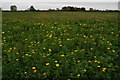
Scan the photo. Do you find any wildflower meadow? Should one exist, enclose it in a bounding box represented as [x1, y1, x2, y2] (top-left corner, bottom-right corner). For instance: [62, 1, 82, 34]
[2, 12, 119, 79]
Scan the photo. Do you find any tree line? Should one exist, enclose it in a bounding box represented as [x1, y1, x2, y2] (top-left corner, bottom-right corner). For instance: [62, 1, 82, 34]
[2, 5, 119, 12]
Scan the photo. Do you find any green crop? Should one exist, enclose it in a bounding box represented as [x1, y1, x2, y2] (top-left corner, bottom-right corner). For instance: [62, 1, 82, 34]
[2, 12, 119, 79]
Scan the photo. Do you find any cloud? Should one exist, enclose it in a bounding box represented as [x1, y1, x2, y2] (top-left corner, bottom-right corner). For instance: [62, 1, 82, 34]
[2, 0, 120, 2]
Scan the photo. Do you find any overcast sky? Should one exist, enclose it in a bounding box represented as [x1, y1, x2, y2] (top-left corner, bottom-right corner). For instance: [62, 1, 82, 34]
[1, 0, 120, 10]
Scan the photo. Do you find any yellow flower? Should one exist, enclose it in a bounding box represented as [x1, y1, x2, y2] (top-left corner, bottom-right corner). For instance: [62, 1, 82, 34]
[61, 55, 64, 57]
[16, 59, 19, 61]
[29, 46, 31, 47]
[90, 35, 93, 37]
[32, 52, 35, 53]
[8, 50, 11, 52]
[59, 45, 62, 46]
[66, 61, 68, 62]
[55, 61, 58, 63]
[103, 68, 106, 70]
[95, 60, 98, 62]
[43, 47, 46, 49]
[49, 49, 52, 52]
[29, 55, 32, 57]
[77, 74, 80, 77]
[24, 72, 27, 74]
[107, 48, 110, 49]
[16, 52, 19, 54]
[97, 65, 100, 67]
[67, 38, 70, 40]
[111, 32, 114, 34]
[88, 61, 91, 63]
[4, 50, 6, 52]
[26, 54, 29, 56]
[71, 52, 74, 54]
[109, 43, 112, 46]
[2, 32, 5, 34]
[32, 50, 34, 51]
[94, 56, 96, 58]
[13, 47, 16, 49]
[43, 72, 46, 75]
[49, 34, 52, 38]
[73, 58, 75, 59]
[112, 50, 115, 52]
[91, 48, 93, 50]
[84, 69, 87, 72]
[34, 70, 37, 72]
[56, 64, 59, 67]
[32, 67, 36, 69]
[46, 63, 49, 65]
[47, 54, 50, 56]
[77, 60, 80, 63]
[52, 43, 55, 45]
[102, 68, 106, 72]
[98, 61, 100, 64]
[25, 39, 28, 40]
[9, 48, 12, 50]
[74, 50, 78, 52]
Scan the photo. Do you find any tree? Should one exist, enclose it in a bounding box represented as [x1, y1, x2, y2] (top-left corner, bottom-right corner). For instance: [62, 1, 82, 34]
[56, 8, 60, 11]
[30, 6, 36, 11]
[89, 8, 94, 12]
[81, 7, 86, 11]
[10, 5, 17, 11]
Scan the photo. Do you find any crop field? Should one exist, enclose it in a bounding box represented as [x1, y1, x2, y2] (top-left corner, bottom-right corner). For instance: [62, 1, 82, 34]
[2, 12, 119, 79]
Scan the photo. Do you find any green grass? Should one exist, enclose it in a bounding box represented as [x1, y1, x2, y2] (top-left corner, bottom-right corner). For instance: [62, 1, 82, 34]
[2, 12, 120, 79]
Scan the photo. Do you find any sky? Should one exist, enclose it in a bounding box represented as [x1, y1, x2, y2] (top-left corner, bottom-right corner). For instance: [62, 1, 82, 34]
[1, 0, 120, 10]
